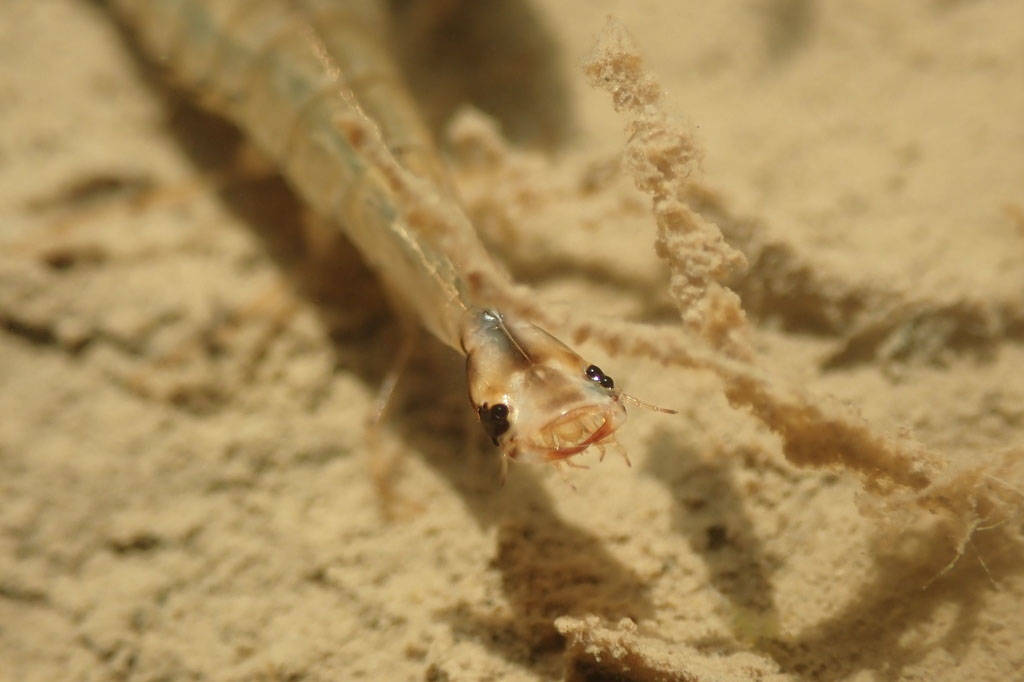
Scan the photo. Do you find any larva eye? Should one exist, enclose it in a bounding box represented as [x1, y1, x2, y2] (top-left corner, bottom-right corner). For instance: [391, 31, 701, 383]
[585, 364, 615, 390]
[478, 402, 510, 445]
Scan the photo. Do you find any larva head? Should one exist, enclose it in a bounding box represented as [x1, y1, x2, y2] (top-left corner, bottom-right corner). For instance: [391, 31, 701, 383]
[460, 309, 628, 466]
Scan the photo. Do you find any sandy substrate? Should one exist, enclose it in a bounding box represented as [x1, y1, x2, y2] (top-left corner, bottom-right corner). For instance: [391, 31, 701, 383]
[2, 1, 1023, 680]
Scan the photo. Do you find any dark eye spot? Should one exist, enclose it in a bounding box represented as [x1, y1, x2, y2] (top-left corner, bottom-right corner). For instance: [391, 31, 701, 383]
[586, 364, 614, 390]
[478, 402, 510, 445]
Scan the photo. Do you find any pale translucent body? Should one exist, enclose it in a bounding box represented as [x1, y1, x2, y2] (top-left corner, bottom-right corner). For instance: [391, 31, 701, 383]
[110, 0, 630, 465]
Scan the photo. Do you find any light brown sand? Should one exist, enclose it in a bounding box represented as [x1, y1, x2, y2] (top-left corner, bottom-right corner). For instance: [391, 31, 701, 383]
[2, 1, 1023, 680]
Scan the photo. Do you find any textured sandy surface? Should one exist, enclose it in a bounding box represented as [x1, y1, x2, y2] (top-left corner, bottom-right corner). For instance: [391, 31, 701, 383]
[2, 1, 1023, 680]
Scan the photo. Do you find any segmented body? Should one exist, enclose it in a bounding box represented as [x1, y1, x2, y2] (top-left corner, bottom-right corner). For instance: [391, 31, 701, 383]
[109, 0, 633, 466]
[112, 0, 500, 346]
